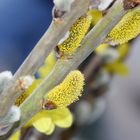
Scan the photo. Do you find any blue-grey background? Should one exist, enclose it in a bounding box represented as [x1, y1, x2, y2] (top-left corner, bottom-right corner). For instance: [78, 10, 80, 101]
[0, 1, 140, 140]
[0, 0, 53, 72]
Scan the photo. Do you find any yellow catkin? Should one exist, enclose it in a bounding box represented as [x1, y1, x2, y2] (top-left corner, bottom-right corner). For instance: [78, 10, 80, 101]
[15, 80, 41, 106]
[106, 7, 140, 45]
[46, 71, 84, 107]
[58, 14, 92, 55]
[88, 9, 103, 26]
[38, 51, 56, 78]
[15, 93, 29, 106]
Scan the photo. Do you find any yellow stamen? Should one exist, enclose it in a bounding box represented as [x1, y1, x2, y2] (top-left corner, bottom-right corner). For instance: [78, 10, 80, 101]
[46, 70, 84, 107]
[58, 14, 92, 55]
[106, 7, 140, 45]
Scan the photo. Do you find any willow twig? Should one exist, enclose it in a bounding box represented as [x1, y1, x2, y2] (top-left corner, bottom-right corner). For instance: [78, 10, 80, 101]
[0, 0, 90, 118]
[18, 0, 128, 130]
[0, 0, 132, 139]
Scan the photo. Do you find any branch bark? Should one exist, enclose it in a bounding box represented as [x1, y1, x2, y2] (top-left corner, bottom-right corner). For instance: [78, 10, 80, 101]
[18, 0, 127, 131]
[0, 0, 90, 118]
[0, 0, 133, 139]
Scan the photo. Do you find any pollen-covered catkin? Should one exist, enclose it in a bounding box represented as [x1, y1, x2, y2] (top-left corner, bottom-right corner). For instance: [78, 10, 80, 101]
[58, 14, 92, 55]
[46, 70, 84, 107]
[15, 80, 41, 106]
[106, 7, 140, 45]
[15, 93, 29, 106]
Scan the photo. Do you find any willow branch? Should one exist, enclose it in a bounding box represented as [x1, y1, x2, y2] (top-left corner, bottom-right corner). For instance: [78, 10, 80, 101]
[18, 0, 128, 129]
[0, 0, 131, 139]
[0, 0, 90, 118]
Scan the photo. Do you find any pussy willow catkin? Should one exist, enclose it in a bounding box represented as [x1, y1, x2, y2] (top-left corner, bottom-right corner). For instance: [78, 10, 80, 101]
[46, 70, 84, 107]
[106, 7, 140, 45]
[58, 14, 92, 55]
[15, 80, 41, 106]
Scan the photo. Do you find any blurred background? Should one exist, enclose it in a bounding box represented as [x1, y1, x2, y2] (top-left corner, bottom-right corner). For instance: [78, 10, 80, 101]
[0, 0, 53, 72]
[0, 0, 140, 140]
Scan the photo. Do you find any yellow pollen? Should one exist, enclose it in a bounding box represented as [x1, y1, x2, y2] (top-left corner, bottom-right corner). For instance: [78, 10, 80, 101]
[58, 14, 92, 55]
[46, 70, 85, 107]
[106, 7, 140, 45]
[15, 93, 29, 106]
[15, 80, 41, 106]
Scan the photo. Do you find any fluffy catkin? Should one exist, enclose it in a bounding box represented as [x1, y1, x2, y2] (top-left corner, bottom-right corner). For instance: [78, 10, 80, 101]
[58, 14, 92, 55]
[106, 7, 140, 45]
[46, 71, 84, 107]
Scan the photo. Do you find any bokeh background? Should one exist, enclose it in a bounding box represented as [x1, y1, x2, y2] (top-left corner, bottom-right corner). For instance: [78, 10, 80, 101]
[0, 1, 140, 140]
[0, 0, 53, 72]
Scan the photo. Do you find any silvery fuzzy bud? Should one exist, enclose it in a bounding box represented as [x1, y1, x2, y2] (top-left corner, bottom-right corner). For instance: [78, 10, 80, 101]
[89, 0, 101, 9]
[53, 0, 74, 12]
[75, 98, 106, 125]
[75, 101, 92, 125]
[93, 70, 110, 89]
[98, 0, 114, 11]
[0, 106, 21, 136]
[18, 75, 34, 91]
[0, 71, 13, 94]
[98, 47, 119, 63]
[52, 0, 75, 19]
[0, 106, 21, 125]
[89, 98, 106, 123]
